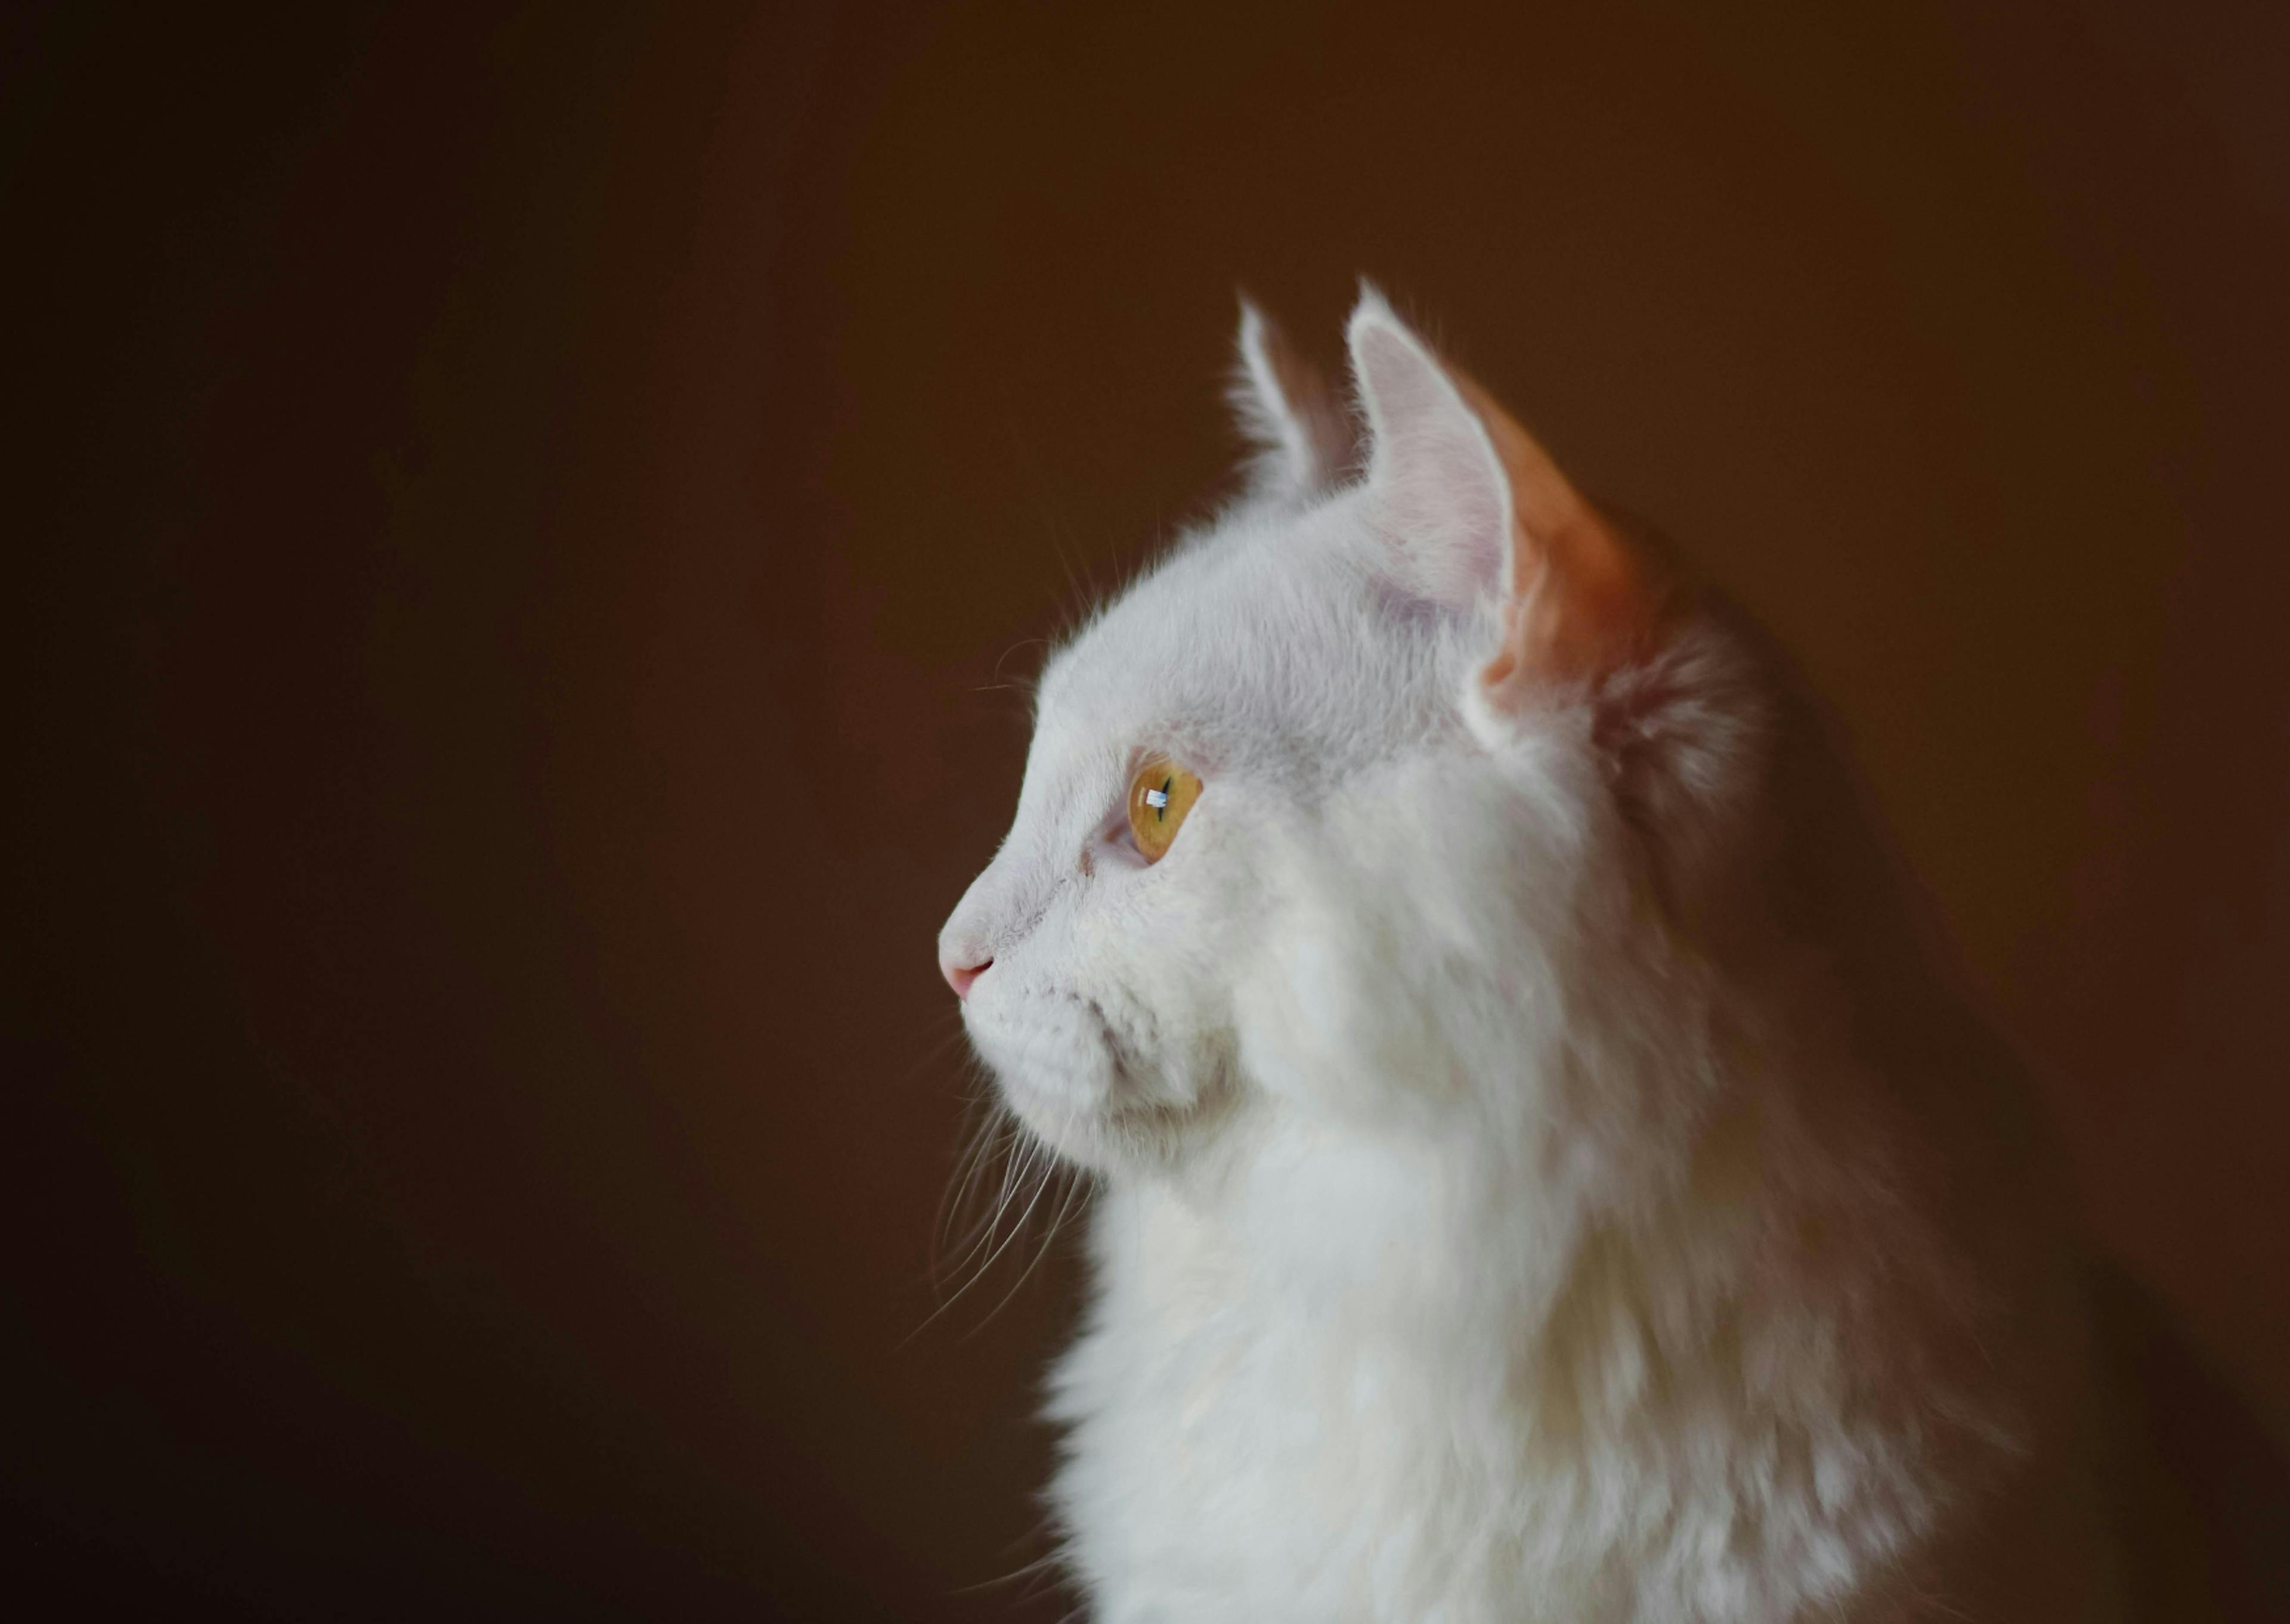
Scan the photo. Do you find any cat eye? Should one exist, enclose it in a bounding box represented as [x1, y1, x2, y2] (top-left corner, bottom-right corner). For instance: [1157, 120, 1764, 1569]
[1125, 757, 1203, 863]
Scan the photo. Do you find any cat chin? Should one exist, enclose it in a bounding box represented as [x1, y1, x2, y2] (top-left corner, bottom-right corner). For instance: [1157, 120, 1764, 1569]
[992, 1067, 1232, 1177]
[973, 1035, 1236, 1176]
[985, 1070, 1119, 1170]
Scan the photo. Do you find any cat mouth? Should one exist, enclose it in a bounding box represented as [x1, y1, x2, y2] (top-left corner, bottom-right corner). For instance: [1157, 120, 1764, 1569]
[988, 1040, 1219, 1172]
[965, 981, 1234, 1170]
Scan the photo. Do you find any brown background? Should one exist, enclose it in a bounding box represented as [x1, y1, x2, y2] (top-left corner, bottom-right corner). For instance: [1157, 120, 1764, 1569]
[11, 1, 2289, 1617]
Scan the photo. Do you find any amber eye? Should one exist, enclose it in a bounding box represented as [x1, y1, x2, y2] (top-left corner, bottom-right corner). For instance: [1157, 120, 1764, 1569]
[1125, 757, 1203, 863]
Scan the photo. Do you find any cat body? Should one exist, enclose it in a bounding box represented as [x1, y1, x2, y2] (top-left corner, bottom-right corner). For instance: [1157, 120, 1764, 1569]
[941, 292, 2116, 1621]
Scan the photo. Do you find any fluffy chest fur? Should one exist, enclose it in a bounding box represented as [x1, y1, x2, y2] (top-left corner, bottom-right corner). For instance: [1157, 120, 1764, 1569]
[1043, 983, 1975, 1623]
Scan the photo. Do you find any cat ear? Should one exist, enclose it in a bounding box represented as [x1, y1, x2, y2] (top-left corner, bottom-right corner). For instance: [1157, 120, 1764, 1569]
[1347, 286, 1660, 712]
[1230, 296, 1353, 500]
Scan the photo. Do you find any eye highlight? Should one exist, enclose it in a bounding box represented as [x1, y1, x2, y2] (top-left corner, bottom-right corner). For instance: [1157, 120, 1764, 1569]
[1125, 757, 1203, 863]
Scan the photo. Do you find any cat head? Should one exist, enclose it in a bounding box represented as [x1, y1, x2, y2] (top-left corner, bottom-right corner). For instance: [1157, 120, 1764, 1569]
[939, 289, 1760, 1175]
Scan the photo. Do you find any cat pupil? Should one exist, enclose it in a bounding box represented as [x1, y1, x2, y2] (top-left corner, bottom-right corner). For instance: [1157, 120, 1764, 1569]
[1146, 782, 1171, 816]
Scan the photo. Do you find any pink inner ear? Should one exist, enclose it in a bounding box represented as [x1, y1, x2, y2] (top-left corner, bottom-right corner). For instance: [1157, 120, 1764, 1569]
[1349, 300, 1667, 673]
[1450, 368, 1667, 690]
[1354, 323, 1512, 608]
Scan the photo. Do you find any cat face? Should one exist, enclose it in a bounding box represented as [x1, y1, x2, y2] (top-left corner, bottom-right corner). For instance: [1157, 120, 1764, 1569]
[938, 503, 1441, 1171]
[939, 290, 1711, 1175]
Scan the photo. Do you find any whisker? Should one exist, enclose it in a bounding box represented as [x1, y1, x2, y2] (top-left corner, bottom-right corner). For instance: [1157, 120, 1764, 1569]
[972, 1162, 1090, 1330]
[934, 1115, 1022, 1278]
[896, 1021, 974, 1090]
[926, 1134, 1060, 1329]
[906, 1012, 1097, 1344]
[958, 1155, 1069, 1338]
[948, 1537, 1064, 1596]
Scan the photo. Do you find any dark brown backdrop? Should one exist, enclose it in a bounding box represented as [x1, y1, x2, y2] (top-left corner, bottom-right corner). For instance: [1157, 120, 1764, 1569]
[11, 2, 2289, 1617]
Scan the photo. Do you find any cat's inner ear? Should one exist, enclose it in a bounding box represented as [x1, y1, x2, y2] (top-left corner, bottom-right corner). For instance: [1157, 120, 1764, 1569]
[1346, 287, 1660, 705]
[1230, 297, 1353, 501]
[1348, 293, 1511, 608]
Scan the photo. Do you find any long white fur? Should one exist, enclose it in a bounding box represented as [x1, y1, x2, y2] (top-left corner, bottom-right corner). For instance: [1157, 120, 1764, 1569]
[940, 291, 2108, 1622]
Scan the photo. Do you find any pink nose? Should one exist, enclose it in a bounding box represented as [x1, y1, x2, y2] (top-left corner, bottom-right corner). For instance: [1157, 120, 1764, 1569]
[942, 953, 992, 1000]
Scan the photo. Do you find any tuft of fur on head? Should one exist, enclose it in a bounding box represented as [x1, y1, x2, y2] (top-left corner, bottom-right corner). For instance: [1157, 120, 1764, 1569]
[938, 288, 2112, 1623]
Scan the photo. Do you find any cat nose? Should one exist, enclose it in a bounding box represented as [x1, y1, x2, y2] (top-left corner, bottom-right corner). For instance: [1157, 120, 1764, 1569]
[941, 951, 992, 1000]
[940, 874, 1010, 1000]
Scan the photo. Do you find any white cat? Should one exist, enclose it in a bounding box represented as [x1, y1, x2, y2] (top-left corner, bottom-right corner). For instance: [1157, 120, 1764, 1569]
[939, 289, 2119, 1622]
